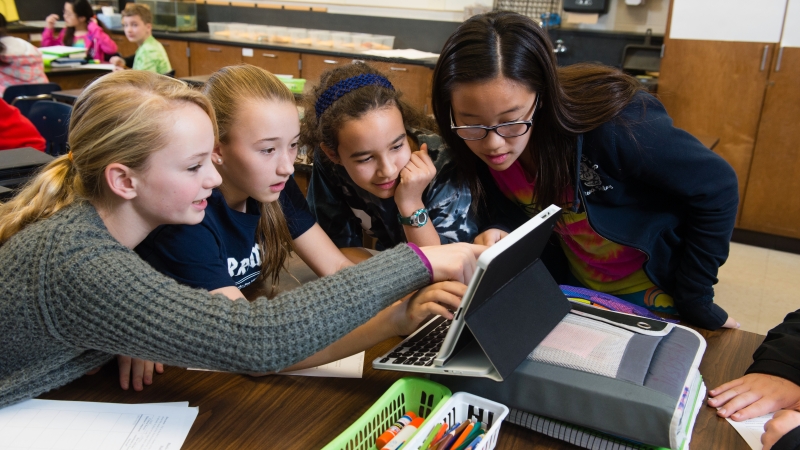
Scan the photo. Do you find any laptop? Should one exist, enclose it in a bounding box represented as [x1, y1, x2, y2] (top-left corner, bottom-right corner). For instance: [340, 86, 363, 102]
[373, 204, 571, 381]
[0, 147, 54, 189]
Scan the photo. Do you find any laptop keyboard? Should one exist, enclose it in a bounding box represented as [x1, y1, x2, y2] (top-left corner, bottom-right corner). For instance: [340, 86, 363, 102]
[378, 316, 452, 366]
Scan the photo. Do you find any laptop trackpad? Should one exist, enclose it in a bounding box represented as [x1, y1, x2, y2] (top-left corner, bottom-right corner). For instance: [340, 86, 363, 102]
[440, 340, 492, 376]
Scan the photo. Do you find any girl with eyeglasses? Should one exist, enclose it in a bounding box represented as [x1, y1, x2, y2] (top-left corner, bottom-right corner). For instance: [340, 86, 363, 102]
[432, 11, 740, 331]
[302, 63, 479, 262]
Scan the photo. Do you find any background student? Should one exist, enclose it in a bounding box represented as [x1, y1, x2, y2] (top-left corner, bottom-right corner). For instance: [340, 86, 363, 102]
[43, 0, 117, 62]
[430, 11, 739, 330]
[302, 63, 477, 262]
[709, 308, 800, 450]
[109, 3, 171, 75]
[135, 64, 468, 379]
[0, 12, 49, 95]
[0, 70, 481, 406]
[0, 98, 46, 151]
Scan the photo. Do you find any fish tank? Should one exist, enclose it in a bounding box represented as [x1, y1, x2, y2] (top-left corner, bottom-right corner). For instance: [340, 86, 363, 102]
[135, 0, 197, 32]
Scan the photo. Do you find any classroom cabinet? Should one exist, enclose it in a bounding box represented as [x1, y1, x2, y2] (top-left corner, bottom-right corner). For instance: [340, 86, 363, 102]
[300, 53, 356, 86]
[739, 3, 800, 238]
[367, 61, 433, 114]
[658, 0, 792, 229]
[160, 39, 190, 78]
[300, 54, 433, 112]
[243, 48, 301, 78]
[110, 33, 138, 58]
[188, 42, 242, 78]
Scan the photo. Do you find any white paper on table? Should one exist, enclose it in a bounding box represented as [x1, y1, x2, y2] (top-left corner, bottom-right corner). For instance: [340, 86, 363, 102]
[0, 399, 198, 450]
[360, 49, 439, 59]
[188, 351, 365, 378]
[726, 412, 774, 450]
[279, 351, 364, 378]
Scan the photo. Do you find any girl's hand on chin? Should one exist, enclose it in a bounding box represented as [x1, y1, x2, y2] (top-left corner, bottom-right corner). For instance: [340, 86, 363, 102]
[395, 144, 436, 212]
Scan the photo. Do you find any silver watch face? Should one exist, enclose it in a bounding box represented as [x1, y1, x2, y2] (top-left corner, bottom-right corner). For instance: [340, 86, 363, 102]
[413, 210, 429, 227]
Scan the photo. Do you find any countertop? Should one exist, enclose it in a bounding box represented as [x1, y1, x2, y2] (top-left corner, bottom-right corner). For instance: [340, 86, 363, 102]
[6, 23, 438, 68]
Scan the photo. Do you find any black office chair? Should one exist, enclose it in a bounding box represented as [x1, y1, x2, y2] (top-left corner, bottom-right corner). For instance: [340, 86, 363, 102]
[3, 83, 63, 118]
[27, 101, 73, 156]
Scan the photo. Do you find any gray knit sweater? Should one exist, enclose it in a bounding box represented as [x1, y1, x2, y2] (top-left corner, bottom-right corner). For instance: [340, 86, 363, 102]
[0, 202, 429, 408]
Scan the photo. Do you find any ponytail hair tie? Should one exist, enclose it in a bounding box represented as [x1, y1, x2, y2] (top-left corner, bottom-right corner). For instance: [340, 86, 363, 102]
[314, 73, 394, 119]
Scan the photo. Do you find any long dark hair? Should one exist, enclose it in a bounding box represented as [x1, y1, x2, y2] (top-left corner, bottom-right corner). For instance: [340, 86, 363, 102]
[63, 0, 98, 46]
[432, 11, 644, 211]
[300, 62, 437, 160]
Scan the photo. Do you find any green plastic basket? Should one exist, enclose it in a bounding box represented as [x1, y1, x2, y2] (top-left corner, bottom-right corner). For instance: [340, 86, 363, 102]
[282, 78, 307, 94]
[321, 377, 452, 450]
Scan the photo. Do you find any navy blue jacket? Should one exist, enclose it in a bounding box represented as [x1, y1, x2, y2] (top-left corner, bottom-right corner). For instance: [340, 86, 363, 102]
[479, 92, 738, 330]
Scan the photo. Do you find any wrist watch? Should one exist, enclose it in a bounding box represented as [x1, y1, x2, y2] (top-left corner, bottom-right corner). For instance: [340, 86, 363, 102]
[398, 208, 429, 228]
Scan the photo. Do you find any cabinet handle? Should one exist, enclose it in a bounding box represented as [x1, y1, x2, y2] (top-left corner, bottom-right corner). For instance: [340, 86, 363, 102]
[262, 53, 277, 58]
[760, 45, 769, 71]
[323, 59, 339, 64]
[207, 47, 222, 53]
[775, 47, 784, 72]
[389, 67, 407, 72]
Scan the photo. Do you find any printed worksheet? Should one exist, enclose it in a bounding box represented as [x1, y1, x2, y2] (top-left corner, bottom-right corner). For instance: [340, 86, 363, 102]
[188, 351, 365, 378]
[726, 412, 775, 450]
[279, 351, 364, 378]
[0, 400, 198, 450]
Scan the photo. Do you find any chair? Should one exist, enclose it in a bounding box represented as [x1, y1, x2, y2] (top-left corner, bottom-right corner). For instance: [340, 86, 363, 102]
[27, 101, 73, 156]
[3, 83, 63, 118]
[164, 69, 176, 78]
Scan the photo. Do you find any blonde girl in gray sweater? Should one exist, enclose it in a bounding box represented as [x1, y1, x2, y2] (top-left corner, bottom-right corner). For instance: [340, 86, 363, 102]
[0, 70, 481, 408]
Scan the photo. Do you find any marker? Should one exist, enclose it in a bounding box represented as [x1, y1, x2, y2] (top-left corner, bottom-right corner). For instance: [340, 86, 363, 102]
[436, 419, 471, 450]
[381, 417, 424, 450]
[464, 434, 485, 450]
[376, 412, 417, 448]
[451, 422, 475, 449]
[421, 423, 443, 450]
[454, 425, 483, 450]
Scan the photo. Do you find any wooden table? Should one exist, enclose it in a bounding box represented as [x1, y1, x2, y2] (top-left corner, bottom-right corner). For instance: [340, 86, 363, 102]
[46, 67, 112, 90]
[36, 257, 764, 449]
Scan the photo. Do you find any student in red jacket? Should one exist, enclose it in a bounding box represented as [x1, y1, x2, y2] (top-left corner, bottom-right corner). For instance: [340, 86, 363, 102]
[0, 99, 46, 151]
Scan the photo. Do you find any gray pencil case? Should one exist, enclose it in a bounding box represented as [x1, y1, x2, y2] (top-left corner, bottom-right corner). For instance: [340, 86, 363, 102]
[432, 313, 707, 449]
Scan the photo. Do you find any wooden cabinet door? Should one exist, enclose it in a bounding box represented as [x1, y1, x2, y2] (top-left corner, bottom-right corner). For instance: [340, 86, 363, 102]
[110, 34, 137, 57]
[739, 0, 800, 237]
[658, 0, 784, 220]
[300, 54, 356, 87]
[189, 42, 242, 77]
[244, 48, 300, 78]
[160, 39, 190, 78]
[658, 40, 774, 215]
[366, 61, 433, 113]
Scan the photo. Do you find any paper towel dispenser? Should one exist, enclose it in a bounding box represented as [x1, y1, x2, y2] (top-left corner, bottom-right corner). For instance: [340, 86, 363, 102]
[562, 0, 608, 13]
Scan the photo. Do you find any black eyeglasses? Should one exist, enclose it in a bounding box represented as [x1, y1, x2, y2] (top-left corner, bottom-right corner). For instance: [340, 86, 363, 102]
[450, 94, 539, 141]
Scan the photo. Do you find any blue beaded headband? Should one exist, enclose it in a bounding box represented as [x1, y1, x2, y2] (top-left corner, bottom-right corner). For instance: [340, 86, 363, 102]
[314, 73, 394, 119]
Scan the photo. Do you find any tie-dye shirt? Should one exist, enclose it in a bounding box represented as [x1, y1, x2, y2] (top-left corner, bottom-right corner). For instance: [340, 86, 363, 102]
[489, 160, 653, 295]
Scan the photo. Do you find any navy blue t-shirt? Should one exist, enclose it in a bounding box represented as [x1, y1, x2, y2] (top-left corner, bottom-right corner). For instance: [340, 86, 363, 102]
[135, 176, 315, 291]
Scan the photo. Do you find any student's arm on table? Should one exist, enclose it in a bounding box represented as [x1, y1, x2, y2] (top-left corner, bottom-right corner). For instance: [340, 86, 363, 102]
[763, 409, 800, 450]
[292, 224, 354, 276]
[709, 374, 800, 420]
[278, 281, 466, 372]
[709, 309, 800, 419]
